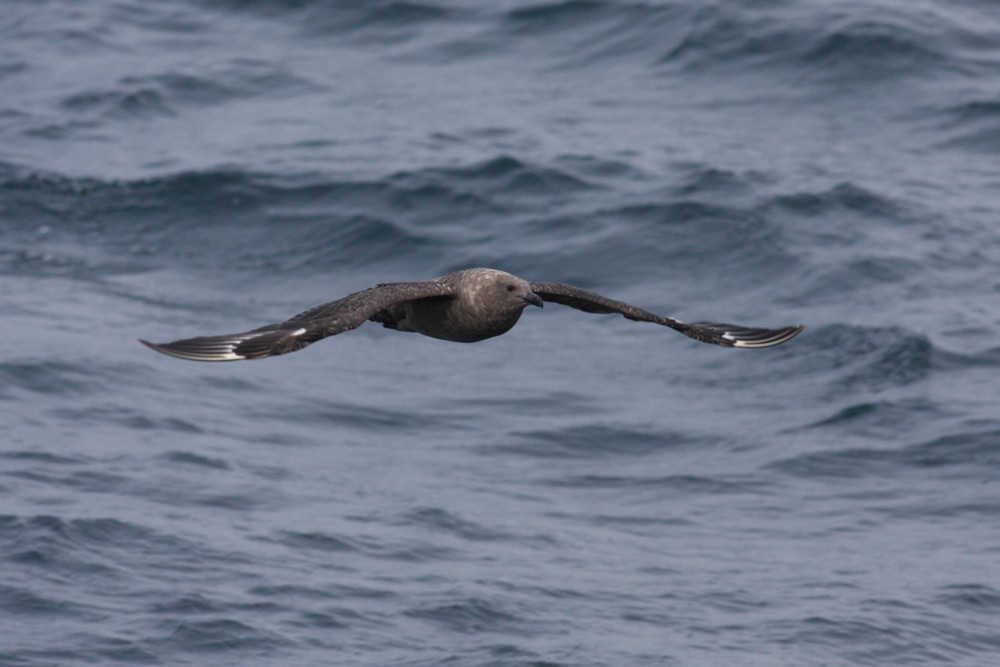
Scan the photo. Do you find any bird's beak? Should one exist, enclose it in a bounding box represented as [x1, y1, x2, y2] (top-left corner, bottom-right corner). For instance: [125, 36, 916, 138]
[522, 291, 544, 308]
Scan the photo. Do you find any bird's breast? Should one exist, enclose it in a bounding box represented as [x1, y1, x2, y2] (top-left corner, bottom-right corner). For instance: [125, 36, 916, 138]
[403, 298, 523, 343]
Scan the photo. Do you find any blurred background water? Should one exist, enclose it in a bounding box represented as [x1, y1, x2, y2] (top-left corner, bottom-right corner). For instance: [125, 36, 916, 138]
[3, 1, 1000, 665]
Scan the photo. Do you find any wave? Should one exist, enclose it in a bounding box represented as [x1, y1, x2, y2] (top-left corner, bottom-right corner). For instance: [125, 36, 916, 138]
[758, 183, 940, 306]
[0, 156, 602, 281]
[403, 596, 525, 635]
[211, 0, 453, 37]
[250, 396, 460, 433]
[935, 97, 1000, 153]
[380, 0, 985, 86]
[0, 583, 72, 616]
[0, 155, 595, 225]
[659, 4, 961, 85]
[504, 0, 616, 29]
[402, 506, 512, 542]
[803, 399, 946, 435]
[935, 584, 1000, 613]
[787, 324, 933, 397]
[0, 360, 106, 399]
[0, 514, 192, 570]
[489, 1, 969, 82]
[769, 427, 1000, 480]
[0, 359, 157, 402]
[59, 61, 313, 121]
[497, 423, 711, 460]
[155, 618, 291, 656]
[266, 527, 459, 563]
[761, 182, 905, 221]
[542, 472, 771, 497]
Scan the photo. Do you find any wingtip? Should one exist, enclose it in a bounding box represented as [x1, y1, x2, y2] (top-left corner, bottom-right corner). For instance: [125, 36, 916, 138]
[138, 338, 164, 354]
[138, 336, 246, 362]
[683, 321, 804, 349]
[729, 324, 804, 349]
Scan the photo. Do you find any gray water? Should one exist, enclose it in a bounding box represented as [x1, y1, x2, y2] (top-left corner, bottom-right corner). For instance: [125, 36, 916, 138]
[3, 1, 1000, 665]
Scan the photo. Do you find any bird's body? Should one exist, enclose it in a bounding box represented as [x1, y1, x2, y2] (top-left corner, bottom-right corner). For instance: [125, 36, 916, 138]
[139, 268, 802, 362]
[370, 269, 540, 343]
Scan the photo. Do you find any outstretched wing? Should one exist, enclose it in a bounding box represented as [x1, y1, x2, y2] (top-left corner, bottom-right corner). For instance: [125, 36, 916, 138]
[529, 281, 803, 349]
[139, 280, 456, 361]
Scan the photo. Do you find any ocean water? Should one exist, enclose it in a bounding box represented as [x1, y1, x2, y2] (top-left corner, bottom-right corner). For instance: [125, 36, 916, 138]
[3, 0, 1000, 665]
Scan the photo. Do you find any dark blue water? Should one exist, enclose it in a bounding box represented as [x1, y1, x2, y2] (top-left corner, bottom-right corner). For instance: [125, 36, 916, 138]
[3, 1, 1000, 665]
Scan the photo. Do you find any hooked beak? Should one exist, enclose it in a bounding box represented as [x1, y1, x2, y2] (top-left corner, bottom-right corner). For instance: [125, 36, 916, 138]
[522, 291, 544, 308]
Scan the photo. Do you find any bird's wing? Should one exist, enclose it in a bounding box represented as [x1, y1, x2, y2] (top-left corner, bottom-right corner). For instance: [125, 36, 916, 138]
[139, 280, 456, 361]
[529, 282, 803, 348]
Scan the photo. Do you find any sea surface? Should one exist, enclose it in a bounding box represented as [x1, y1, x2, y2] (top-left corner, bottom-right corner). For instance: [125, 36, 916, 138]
[3, 1, 1000, 665]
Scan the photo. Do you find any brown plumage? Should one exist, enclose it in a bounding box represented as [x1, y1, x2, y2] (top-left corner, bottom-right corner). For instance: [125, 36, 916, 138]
[139, 268, 803, 362]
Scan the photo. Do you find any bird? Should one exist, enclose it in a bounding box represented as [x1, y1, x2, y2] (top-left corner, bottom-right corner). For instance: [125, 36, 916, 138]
[139, 268, 803, 362]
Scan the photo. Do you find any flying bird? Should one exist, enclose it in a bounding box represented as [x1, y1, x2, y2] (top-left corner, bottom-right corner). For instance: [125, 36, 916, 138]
[139, 268, 803, 362]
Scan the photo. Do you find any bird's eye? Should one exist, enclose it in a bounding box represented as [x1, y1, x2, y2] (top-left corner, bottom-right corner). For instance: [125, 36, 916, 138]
[506, 284, 515, 291]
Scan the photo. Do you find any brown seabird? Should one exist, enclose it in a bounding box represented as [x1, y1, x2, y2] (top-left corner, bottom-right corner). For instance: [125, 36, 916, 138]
[139, 268, 803, 361]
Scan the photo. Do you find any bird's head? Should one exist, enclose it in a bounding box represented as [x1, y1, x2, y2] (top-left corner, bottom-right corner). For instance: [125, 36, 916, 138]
[493, 271, 544, 311]
[462, 268, 544, 313]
